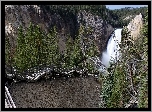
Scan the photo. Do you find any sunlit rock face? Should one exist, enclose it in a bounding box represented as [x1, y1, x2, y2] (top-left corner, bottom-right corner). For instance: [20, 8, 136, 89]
[100, 13, 143, 69]
[123, 15, 134, 21]
[127, 13, 143, 41]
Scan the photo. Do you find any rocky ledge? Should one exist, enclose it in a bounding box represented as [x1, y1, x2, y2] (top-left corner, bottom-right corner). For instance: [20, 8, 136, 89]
[9, 76, 102, 108]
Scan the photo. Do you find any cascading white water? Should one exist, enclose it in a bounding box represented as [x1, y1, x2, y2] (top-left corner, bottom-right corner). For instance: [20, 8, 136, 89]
[101, 28, 122, 68]
[6, 28, 123, 79]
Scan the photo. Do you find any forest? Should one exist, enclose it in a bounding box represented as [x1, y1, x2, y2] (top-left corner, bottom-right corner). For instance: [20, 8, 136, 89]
[41, 5, 147, 28]
[5, 5, 148, 108]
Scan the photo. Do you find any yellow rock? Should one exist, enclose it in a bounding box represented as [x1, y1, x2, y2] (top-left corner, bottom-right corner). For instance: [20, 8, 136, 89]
[127, 13, 143, 41]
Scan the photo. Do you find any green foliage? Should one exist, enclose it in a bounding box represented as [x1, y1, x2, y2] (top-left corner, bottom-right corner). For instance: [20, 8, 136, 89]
[137, 8, 148, 108]
[100, 8, 148, 108]
[12, 23, 60, 72]
[61, 24, 99, 73]
[108, 6, 147, 28]
[6, 22, 99, 77]
[13, 25, 30, 71]
[42, 5, 147, 29]
[47, 26, 61, 67]
[5, 35, 11, 65]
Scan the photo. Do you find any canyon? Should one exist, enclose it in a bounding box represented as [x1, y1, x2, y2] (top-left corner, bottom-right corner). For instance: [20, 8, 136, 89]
[5, 5, 144, 108]
[5, 5, 114, 54]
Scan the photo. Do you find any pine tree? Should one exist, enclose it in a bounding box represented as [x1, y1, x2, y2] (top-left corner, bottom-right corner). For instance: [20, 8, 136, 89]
[14, 25, 28, 72]
[46, 26, 61, 68]
[63, 35, 73, 69]
[71, 30, 84, 69]
[137, 8, 148, 108]
[5, 35, 11, 65]
[14, 23, 52, 72]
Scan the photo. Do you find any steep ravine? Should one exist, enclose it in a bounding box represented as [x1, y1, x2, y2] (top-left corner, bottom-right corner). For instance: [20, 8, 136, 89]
[6, 27, 120, 108]
[5, 5, 144, 108]
[5, 5, 114, 54]
[7, 27, 121, 109]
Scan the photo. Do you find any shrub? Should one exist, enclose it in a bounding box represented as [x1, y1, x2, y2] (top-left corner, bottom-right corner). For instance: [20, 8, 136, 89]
[100, 9, 148, 108]
[5, 23, 99, 79]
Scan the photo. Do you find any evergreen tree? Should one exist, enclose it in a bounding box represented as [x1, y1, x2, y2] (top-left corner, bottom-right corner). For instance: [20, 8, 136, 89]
[5, 35, 11, 65]
[137, 8, 148, 108]
[14, 23, 53, 72]
[46, 26, 61, 68]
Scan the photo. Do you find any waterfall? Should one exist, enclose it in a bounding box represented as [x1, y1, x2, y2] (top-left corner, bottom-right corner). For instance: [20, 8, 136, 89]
[5, 29, 123, 81]
[101, 28, 122, 68]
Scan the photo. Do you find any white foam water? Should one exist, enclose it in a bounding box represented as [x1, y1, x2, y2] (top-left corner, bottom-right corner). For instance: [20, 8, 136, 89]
[101, 29, 122, 68]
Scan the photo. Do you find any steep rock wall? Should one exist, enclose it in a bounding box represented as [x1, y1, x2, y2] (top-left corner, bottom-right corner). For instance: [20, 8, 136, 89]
[5, 5, 114, 108]
[77, 11, 114, 52]
[5, 5, 114, 54]
[127, 13, 143, 41]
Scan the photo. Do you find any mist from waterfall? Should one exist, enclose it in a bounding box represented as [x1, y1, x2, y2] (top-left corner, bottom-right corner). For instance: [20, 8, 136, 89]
[101, 29, 122, 68]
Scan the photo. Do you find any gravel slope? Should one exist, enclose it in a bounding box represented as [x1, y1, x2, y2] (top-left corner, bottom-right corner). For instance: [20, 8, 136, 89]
[9, 76, 102, 108]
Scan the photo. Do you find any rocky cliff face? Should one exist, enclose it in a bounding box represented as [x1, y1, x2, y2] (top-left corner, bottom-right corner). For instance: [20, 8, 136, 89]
[5, 5, 75, 52]
[5, 5, 114, 108]
[77, 11, 114, 52]
[5, 5, 114, 54]
[127, 13, 143, 41]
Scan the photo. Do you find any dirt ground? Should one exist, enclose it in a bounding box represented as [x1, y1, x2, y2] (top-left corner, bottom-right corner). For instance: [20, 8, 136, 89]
[9, 76, 102, 108]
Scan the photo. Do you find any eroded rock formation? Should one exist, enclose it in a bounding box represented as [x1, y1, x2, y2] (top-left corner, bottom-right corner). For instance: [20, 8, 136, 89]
[127, 13, 143, 41]
[5, 5, 114, 108]
[5, 5, 114, 54]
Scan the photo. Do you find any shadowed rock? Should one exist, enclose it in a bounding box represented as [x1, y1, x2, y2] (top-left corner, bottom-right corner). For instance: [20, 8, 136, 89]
[9, 76, 102, 108]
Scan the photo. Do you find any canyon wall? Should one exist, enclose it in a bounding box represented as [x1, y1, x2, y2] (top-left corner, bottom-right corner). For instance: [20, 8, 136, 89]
[5, 5, 114, 108]
[127, 13, 143, 41]
[5, 5, 114, 54]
